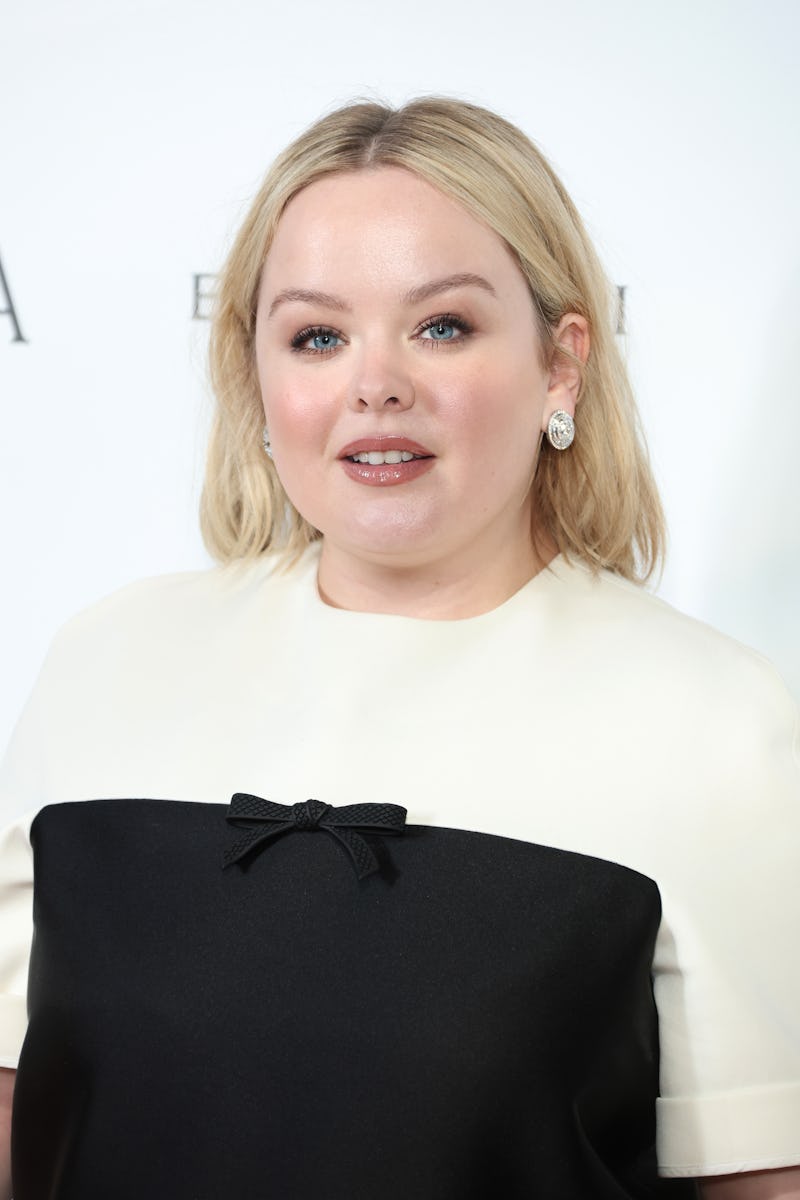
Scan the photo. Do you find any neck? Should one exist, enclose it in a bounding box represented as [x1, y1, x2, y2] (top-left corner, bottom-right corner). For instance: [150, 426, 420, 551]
[316, 535, 557, 620]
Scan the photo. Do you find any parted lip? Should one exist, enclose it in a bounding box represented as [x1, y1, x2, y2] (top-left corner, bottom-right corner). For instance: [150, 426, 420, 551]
[338, 435, 434, 459]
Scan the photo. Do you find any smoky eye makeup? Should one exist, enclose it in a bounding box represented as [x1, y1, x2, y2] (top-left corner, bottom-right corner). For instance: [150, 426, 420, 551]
[415, 313, 474, 345]
[287, 309, 476, 356]
[289, 325, 345, 354]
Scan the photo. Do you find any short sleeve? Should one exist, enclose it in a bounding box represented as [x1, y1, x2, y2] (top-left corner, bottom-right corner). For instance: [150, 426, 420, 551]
[0, 815, 34, 1067]
[0, 630, 66, 1068]
[653, 657, 800, 1176]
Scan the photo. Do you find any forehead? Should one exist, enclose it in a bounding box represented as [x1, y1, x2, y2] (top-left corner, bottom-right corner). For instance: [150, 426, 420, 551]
[260, 166, 527, 298]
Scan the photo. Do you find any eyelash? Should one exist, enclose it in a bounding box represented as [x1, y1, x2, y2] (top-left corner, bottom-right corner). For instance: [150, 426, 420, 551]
[289, 325, 342, 356]
[417, 313, 473, 346]
[288, 313, 473, 356]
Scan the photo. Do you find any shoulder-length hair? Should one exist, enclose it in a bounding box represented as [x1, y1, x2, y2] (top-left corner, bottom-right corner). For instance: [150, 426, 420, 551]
[201, 96, 665, 581]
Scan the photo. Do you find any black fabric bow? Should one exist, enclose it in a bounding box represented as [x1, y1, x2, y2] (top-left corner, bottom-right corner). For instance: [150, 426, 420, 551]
[222, 793, 407, 879]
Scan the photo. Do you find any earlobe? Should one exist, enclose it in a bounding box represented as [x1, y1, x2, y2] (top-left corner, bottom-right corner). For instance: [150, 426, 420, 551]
[542, 313, 590, 430]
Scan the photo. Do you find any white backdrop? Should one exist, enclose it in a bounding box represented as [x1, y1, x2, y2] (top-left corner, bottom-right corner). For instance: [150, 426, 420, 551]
[1, 0, 799, 818]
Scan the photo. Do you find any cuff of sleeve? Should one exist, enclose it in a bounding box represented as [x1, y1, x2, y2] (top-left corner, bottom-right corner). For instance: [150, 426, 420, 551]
[657, 1082, 800, 1176]
[0, 993, 27, 1069]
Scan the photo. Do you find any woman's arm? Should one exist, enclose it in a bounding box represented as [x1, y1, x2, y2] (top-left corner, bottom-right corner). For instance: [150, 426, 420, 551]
[699, 1168, 800, 1198]
[0, 1066, 14, 1200]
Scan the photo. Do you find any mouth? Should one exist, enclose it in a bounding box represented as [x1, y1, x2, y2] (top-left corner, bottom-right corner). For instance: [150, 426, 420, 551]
[346, 449, 426, 464]
[337, 436, 434, 463]
[337, 436, 435, 488]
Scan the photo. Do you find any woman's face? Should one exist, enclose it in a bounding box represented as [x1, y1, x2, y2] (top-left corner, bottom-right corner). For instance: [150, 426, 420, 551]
[255, 166, 581, 588]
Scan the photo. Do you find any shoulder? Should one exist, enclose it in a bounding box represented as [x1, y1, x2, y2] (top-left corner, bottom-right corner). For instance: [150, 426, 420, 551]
[46, 555, 286, 661]
[549, 556, 798, 752]
[16, 554, 309, 718]
[60, 555, 278, 628]
[552, 553, 788, 684]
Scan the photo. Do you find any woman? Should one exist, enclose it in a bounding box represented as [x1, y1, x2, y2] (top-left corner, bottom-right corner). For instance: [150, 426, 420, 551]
[0, 97, 798, 1198]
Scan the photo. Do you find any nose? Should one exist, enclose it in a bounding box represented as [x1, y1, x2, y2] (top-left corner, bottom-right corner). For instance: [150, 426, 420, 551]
[346, 344, 415, 412]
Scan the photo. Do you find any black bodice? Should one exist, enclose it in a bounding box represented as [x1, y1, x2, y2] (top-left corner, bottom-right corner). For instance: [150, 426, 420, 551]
[13, 798, 697, 1198]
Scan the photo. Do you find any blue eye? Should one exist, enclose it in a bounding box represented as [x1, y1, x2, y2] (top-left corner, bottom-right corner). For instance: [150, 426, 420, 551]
[426, 323, 456, 340]
[290, 326, 342, 354]
[418, 313, 471, 345]
[311, 331, 339, 350]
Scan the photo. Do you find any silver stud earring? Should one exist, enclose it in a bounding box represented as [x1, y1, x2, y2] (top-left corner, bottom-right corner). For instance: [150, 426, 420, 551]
[262, 425, 273, 459]
[546, 409, 575, 451]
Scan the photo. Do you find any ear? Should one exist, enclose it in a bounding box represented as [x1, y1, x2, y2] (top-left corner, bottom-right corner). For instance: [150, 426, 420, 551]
[541, 313, 590, 430]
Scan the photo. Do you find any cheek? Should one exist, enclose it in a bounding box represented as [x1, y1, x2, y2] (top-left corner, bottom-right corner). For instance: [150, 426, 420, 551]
[436, 362, 544, 452]
[260, 371, 335, 446]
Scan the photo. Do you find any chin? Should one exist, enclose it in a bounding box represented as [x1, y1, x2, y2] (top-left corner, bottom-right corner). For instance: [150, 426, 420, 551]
[327, 517, 448, 566]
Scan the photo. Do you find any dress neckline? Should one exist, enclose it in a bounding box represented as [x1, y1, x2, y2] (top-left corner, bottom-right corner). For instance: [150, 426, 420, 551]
[287, 541, 576, 632]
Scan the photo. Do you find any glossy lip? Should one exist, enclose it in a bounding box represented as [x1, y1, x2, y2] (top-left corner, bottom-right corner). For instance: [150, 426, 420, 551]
[340, 456, 435, 488]
[337, 434, 434, 460]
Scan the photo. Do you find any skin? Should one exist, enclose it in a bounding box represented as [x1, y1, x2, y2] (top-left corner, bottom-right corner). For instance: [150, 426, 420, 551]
[0, 1066, 11, 1198]
[699, 1175, 800, 1199]
[255, 165, 588, 620]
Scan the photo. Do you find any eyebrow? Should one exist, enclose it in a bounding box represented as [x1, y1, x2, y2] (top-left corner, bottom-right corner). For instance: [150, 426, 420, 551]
[267, 288, 348, 318]
[266, 272, 497, 318]
[405, 272, 497, 306]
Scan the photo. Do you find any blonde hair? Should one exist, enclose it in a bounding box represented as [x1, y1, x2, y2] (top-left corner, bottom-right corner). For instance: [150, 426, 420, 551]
[201, 96, 665, 581]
